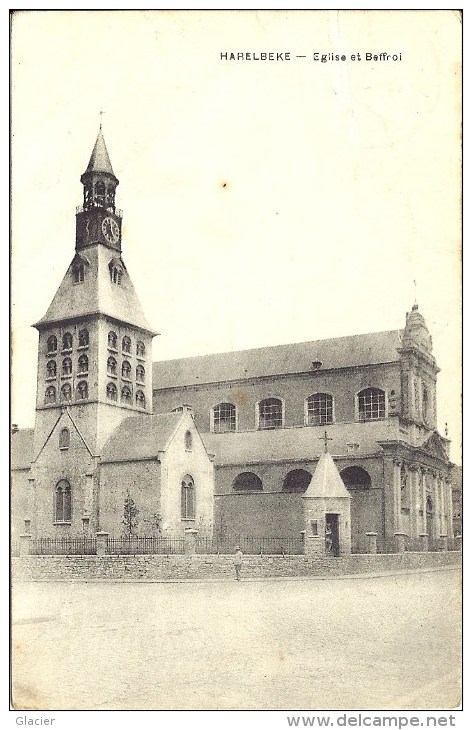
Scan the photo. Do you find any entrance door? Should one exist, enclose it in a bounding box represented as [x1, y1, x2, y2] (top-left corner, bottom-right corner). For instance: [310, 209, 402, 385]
[325, 514, 340, 557]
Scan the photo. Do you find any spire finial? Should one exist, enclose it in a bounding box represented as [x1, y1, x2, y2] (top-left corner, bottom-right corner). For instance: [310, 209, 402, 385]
[319, 430, 333, 453]
[99, 109, 105, 130]
[413, 279, 417, 306]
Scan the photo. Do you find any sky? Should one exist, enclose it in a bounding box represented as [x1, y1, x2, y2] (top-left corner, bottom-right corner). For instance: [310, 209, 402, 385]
[10, 10, 462, 461]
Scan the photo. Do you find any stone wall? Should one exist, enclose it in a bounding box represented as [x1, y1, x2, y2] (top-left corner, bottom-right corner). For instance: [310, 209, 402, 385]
[12, 551, 460, 582]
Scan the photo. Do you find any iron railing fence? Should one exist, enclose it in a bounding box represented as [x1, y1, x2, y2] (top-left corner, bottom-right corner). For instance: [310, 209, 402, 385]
[29, 537, 97, 555]
[106, 536, 185, 555]
[195, 536, 305, 555]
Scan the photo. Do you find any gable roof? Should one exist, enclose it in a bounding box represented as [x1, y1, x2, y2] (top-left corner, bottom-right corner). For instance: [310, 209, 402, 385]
[11, 429, 34, 470]
[202, 420, 391, 467]
[153, 330, 402, 389]
[34, 245, 156, 334]
[101, 412, 183, 463]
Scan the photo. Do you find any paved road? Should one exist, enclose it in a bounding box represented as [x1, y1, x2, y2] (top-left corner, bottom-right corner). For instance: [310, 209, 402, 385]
[12, 568, 461, 710]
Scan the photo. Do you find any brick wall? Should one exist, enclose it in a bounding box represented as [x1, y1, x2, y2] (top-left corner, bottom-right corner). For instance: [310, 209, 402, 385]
[12, 551, 460, 582]
[154, 363, 401, 433]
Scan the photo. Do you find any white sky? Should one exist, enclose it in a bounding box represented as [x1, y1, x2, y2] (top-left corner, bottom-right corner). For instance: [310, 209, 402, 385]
[10, 10, 462, 462]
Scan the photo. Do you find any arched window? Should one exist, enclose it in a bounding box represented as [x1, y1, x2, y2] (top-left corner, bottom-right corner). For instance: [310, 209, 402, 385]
[62, 332, 73, 351]
[108, 331, 117, 350]
[340, 466, 372, 490]
[283, 469, 312, 493]
[110, 266, 122, 285]
[136, 364, 145, 383]
[78, 329, 89, 347]
[258, 398, 283, 430]
[45, 386, 56, 404]
[46, 360, 56, 378]
[59, 428, 70, 449]
[181, 475, 195, 519]
[232, 472, 263, 491]
[47, 335, 57, 354]
[121, 385, 132, 404]
[106, 185, 115, 206]
[61, 383, 72, 402]
[358, 388, 386, 421]
[77, 381, 88, 400]
[185, 430, 193, 450]
[78, 354, 88, 373]
[306, 393, 334, 426]
[107, 356, 117, 376]
[122, 336, 131, 353]
[136, 390, 146, 409]
[73, 263, 84, 284]
[55, 479, 71, 522]
[401, 464, 409, 509]
[106, 382, 118, 401]
[62, 357, 72, 376]
[95, 181, 105, 206]
[212, 403, 236, 433]
[122, 360, 131, 379]
[136, 341, 146, 357]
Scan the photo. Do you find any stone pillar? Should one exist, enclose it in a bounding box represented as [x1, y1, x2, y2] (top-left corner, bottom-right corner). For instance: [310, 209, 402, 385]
[439, 534, 448, 552]
[365, 532, 378, 554]
[96, 531, 109, 556]
[409, 464, 420, 538]
[24, 519, 31, 534]
[19, 534, 32, 556]
[393, 460, 402, 533]
[445, 478, 454, 537]
[394, 532, 407, 554]
[83, 472, 94, 530]
[432, 471, 440, 540]
[419, 469, 428, 534]
[455, 535, 462, 552]
[419, 533, 429, 552]
[184, 528, 198, 555]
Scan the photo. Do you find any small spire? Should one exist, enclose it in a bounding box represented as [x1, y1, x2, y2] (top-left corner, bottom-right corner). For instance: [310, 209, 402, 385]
[84, 126, 116, 178]
[99, 109, 105, 130]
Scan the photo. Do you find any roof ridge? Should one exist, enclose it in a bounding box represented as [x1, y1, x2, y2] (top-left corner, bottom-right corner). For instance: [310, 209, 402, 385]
[153, 329, 403, 365]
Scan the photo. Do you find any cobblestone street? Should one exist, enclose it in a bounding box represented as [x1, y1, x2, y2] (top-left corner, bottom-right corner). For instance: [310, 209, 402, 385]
[12, 568, 461, 710]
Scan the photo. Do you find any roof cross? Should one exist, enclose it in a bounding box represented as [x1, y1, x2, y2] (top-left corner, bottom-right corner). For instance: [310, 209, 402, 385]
[319, 430, 333, 453]
[99, 109, 105, 129]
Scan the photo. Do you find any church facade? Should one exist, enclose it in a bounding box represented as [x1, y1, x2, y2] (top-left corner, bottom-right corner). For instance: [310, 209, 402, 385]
[12, 129, 455, 554]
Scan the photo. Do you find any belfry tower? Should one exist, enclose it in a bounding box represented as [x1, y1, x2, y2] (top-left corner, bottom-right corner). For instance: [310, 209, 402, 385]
[33, 127, 157, 457]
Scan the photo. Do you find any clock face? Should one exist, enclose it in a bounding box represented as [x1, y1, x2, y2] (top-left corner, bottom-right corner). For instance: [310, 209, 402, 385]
[101, 217, 119, 244]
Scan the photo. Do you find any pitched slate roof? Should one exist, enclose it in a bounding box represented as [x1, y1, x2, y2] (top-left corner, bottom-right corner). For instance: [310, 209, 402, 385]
[202, 420, 395, 466]
[101, 412, 183, 463]
[11, 429, 34, 470]
[84, 128, 116, 178]
[34, 246, 156, 333]
[305, 451, 351, 499]
[153, 330, 402, 389]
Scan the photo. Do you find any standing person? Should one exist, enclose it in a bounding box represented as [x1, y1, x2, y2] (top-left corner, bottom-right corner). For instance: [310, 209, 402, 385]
[234, 546, 243, 581]
[325, 523, 333, 556]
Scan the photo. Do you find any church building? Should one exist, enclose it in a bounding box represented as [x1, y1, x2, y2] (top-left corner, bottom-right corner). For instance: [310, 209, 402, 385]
[12, 129, 455, 554]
